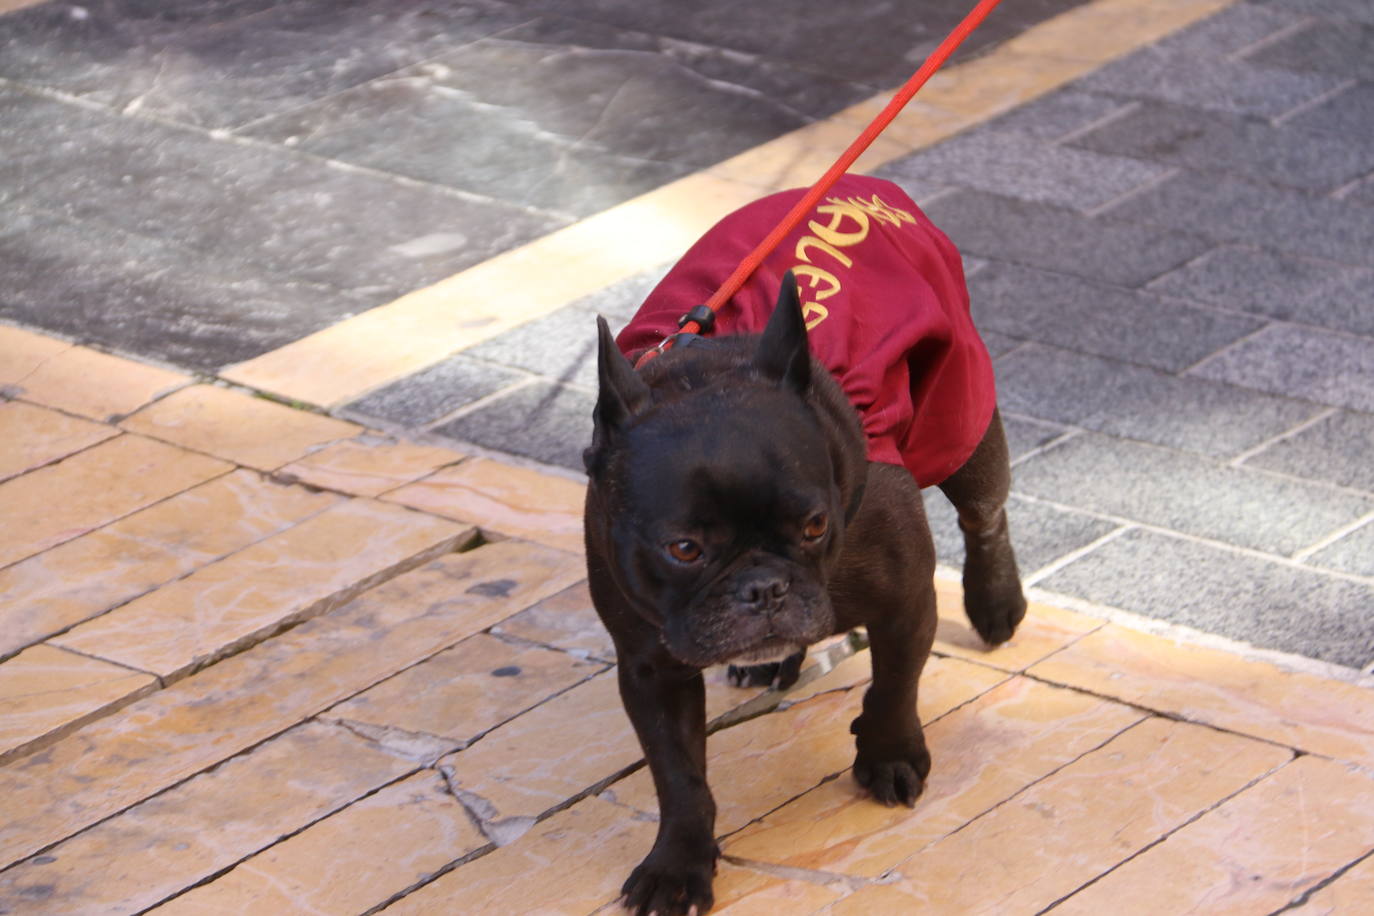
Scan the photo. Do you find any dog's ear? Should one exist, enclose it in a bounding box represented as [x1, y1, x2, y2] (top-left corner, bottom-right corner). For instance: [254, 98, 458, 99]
[755, 269, 811, 394]
[586, 317, 650, 474]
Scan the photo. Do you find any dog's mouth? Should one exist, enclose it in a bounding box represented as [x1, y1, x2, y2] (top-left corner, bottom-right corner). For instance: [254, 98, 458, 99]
[730, 637, 802, 665]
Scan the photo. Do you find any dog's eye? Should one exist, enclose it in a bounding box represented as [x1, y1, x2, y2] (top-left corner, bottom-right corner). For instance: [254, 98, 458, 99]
[666, 539, 702, 563]
[803, 513, 829, 541]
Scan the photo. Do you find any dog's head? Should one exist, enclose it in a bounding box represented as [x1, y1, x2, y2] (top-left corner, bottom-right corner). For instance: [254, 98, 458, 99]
[585, 275, 861, 668]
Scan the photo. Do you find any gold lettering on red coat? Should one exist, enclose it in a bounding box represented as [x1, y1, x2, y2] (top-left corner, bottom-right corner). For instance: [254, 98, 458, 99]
[802, 302, 828, 330]
[787, 193, 912, 332]
[793, 265, 842, 300]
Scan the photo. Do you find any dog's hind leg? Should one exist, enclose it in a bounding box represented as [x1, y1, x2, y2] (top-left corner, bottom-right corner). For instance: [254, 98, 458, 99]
[937, 408, 1027, 645]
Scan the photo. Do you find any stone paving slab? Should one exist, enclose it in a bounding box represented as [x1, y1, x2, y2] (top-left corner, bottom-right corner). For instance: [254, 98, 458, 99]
[0, 721, 417, 916]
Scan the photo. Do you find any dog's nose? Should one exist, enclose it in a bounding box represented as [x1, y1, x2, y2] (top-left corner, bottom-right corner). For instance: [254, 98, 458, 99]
[738, 573, 789, 613]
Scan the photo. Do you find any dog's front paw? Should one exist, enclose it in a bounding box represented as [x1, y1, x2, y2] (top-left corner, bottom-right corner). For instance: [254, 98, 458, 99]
[854, 749, 930, 807]
[851, 716, 931, 808]
[621, 845, 718, 916]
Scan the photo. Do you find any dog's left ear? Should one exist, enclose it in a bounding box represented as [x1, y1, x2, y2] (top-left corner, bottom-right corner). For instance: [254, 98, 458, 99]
[756, 270, 811, 394]
[586, 316, 650, 475]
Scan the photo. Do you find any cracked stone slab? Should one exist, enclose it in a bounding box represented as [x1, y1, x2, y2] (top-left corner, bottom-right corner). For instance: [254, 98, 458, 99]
[1039, 528, 1374, 668]
[1012, 432, 1374, 556]
[966, 262, 1263, 372]
[0, 89, 562, 371]
[995, 343, 1322, 458]
[0, 0, 527, 130]
[242, 15, 871, 218]
[327, 632, 604, 749]
[1191, 324, 1374, 413]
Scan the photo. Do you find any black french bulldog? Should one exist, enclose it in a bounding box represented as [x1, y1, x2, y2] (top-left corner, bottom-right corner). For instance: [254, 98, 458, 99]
[583, 275, 1025, 915]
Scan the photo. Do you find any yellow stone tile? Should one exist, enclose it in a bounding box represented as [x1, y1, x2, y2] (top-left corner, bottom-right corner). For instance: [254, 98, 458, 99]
[1289, 848, 1374, 914]
[723, 674, 1141, 876]
[708, 862, 845, 914]
[0, 400, 115, 482]
[934, 578, 1103, 671]
[51, 499, 471, 679]
[0, 722, 414, 915]
[440, 669, 641, 822]
[611, 655, 1008, 835]
[1054, 755, 1374, 915]
[1007, 0, 1239, 64]
[1029, 624, 1374, 764]
[121, 384, 361, 470]
[0, 643, 156, 763]
[386, 457, 586, 554]
[329, 632, 603, 744]
[491, 581, 616, 661]
[0, 324, 71, 384]
[0, 0, 51, 15]
[0, 470, 337, 657]
[0, 540, 585, 868]
[379, 796, 657, 916]
[222, 173, 762, 408]
[830, 718, 1293, 913]
[7, 344, 189, 422]
[275, 435, 464, 497]
[149, 770, 486, 916]
[0, 434, 230, 569]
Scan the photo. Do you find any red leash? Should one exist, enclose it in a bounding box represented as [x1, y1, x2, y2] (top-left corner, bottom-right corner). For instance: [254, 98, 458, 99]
[637, 0, 1004, 368]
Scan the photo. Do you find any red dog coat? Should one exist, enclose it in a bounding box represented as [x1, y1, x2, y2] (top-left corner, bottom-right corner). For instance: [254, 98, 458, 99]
[617, 174, 995, 488]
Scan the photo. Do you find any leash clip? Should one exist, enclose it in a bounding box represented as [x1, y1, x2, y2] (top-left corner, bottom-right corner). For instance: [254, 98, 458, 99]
[677, 304, 716, 333]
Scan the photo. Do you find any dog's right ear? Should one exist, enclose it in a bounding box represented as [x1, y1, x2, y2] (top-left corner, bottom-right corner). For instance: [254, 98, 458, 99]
[586, 317, 650, 474]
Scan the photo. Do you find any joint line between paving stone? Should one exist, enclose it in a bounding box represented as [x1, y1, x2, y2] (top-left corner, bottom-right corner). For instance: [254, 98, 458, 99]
[1007, 490, 1374, 589]
[1228, 406, 1339, 467]
[879, 714, 1155, 888]
[418, 375, 544, 433]
[130, 760, 430, 916]
[1055, 99, 1143, 147]
[1082, 165, 1182, 220]
[1225, 14, 1315, 65]
[1035, 751, 1298, 915]
[1022, 524, 1135, 588]
[1006, 425, 1083, 469]
[1271, 77, 1360, 127]
[0, 477, 343, 663]
[1292, 510, 1374, 564]
[1266, 843, 1374, 914]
